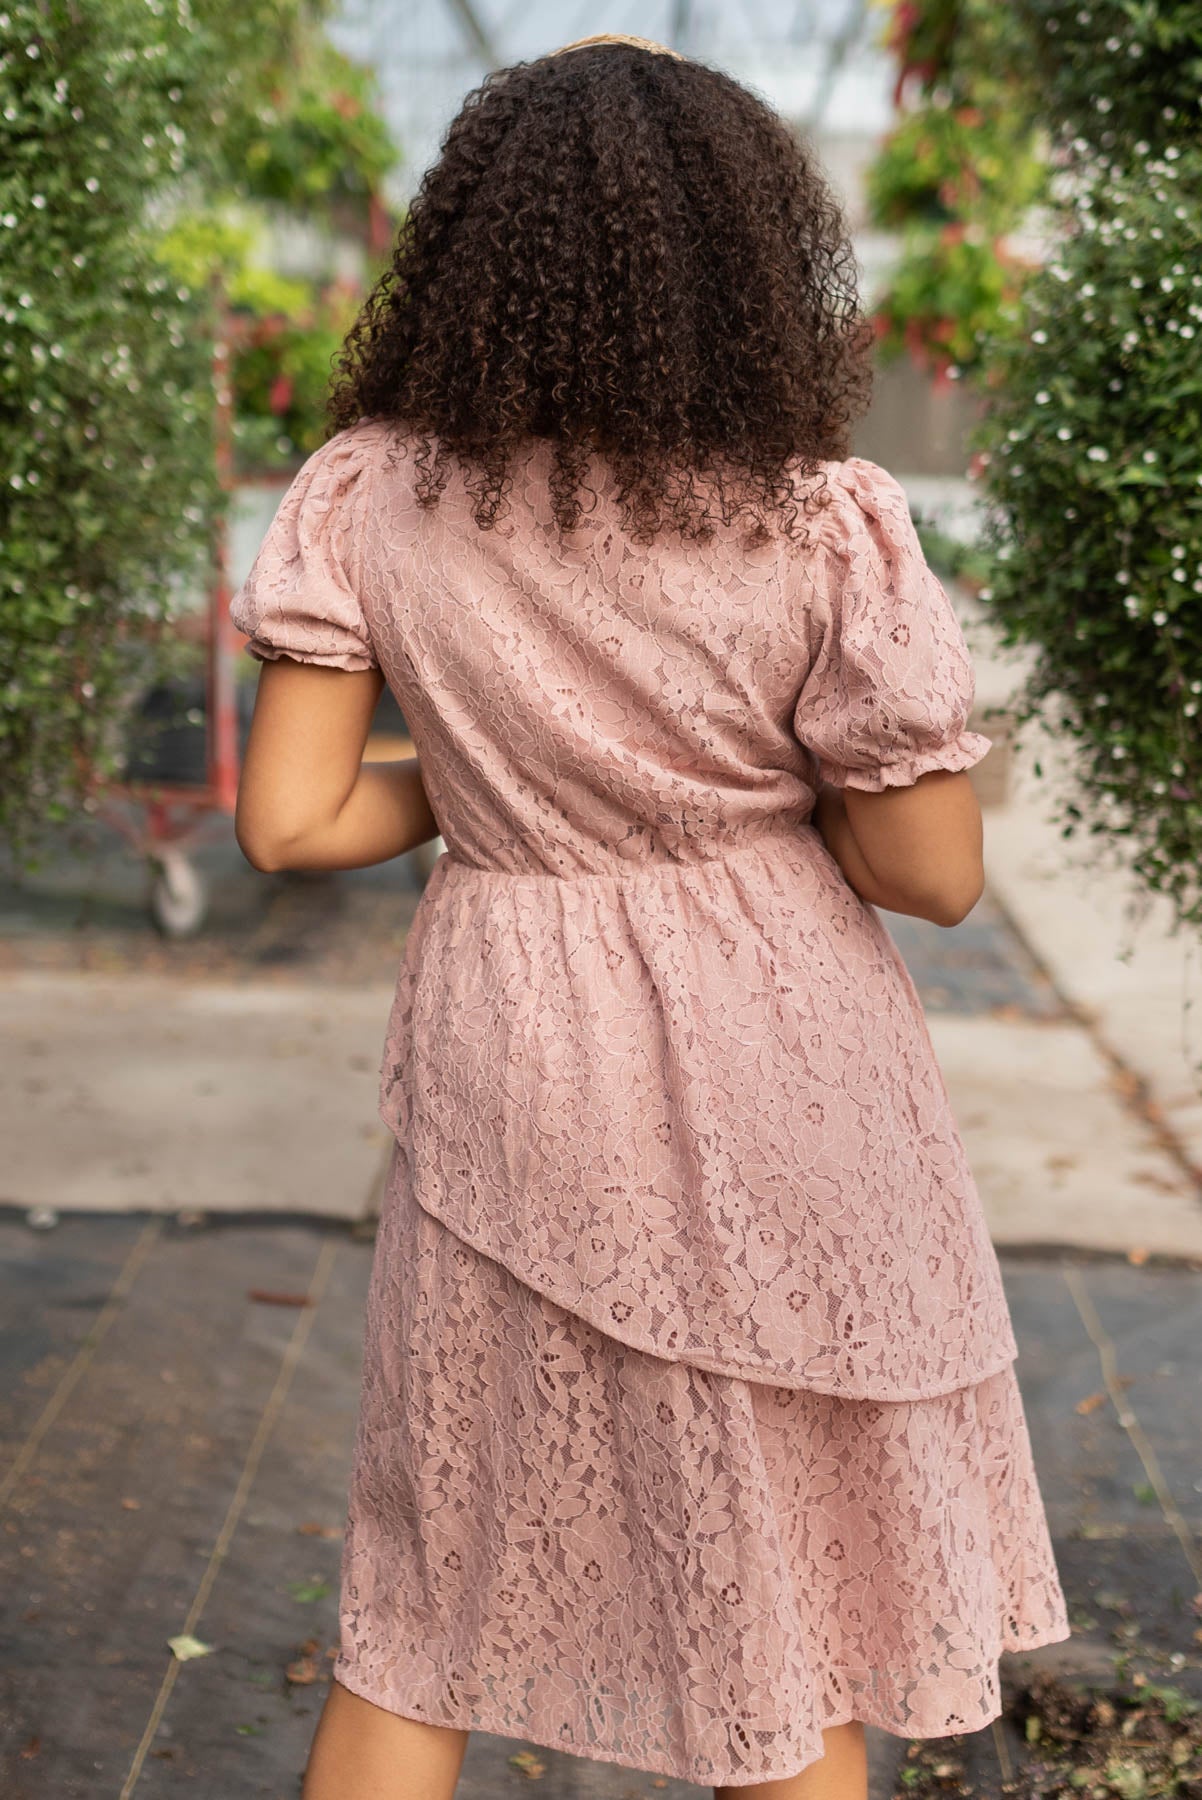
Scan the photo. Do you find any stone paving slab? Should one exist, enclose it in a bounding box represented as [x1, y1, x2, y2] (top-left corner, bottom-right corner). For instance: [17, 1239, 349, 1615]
[0, 973, 396, 1220]
[929, 1016, 1202, 1259]
[3, 1212, 1201, 1800]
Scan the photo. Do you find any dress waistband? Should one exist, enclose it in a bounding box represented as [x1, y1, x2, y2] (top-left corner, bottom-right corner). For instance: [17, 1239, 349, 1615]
[439, 819, 819, 888]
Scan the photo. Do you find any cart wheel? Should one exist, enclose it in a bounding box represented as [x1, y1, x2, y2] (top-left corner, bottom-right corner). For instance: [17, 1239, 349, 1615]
[149, 850, 208, 938]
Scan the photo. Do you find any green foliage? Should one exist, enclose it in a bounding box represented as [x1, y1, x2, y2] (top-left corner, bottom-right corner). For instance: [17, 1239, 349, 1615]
[972, 144, 1202, 927]
[230, 279, 362, 469]
[0, 0, 223, 852]
[0, 0, 400, 854]
[1013, 0, 1202, 153]
[227, 37, 397, 208]
[867, 3, 1046, 377]
[872, 223, 1028, 383]
[155, 213, 369, 471]
[866, 101, 1043, 231]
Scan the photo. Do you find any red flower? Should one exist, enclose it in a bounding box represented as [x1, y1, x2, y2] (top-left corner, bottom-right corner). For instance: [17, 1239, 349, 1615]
[269, 372, 294, 415]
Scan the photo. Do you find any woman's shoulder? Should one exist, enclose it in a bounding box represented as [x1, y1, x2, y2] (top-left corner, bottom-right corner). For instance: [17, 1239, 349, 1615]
[810, 455, 922, 553]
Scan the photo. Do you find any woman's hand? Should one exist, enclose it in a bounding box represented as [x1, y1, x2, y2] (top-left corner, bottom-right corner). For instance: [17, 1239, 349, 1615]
[234, 658, 442, 872]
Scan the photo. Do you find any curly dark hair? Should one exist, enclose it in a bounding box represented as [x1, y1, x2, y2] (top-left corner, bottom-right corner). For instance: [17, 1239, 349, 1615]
[328, 42, 875, 546]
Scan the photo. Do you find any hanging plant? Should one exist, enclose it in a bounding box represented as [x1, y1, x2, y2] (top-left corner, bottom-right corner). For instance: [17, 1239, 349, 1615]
[973, 138, 1202, 930]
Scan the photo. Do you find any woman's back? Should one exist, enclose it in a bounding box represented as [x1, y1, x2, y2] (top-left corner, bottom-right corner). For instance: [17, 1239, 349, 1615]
[238, 419, 988, 879]
[233, 415, 1011, 1401]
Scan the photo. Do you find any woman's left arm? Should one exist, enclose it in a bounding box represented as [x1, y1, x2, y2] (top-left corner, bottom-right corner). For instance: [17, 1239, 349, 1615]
[235, 658, 441, 873]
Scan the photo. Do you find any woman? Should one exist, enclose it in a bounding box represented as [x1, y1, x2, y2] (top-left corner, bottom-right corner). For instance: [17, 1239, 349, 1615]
[231, 31, 1070, 1800]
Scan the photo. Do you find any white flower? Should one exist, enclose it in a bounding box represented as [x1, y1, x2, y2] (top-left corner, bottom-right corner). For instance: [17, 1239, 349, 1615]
[1111, 744, 1127, 757]
[1035, 390, 1050, 404]
[1087, 446, 1109, 461]
[1172, 546, 1185, 559]
[1130, 276, 1143, 288]
[1152, 610, 1168, 625]
[1116, 570, 1129, 584]
[30, 193, 45, 209]
[1031, 329, 1048, 344]
[1143, 450, 1157, 463]
[1081, 283, 1095, 298]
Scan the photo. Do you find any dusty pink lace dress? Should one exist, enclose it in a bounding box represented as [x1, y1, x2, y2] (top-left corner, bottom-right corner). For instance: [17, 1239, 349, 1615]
[232, 419, 1070, 1789]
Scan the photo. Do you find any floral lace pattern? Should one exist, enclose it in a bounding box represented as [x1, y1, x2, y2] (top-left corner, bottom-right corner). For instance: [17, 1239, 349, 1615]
[232, 424, 1070, 1786]
[333, 1142, 1069, 1790]
[233, 422, 1011, 1402]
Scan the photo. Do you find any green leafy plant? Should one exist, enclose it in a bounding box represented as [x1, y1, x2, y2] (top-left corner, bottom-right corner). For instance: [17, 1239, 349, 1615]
[867, 101, 1043, 230]
[0, 0, 223, 852]
[867, 4, 1046, 379]
[872, 221, 1031, 384]
[228, 37, 397, 211]
[972, 143, 1202, 929]
[156, 215, 369, 471]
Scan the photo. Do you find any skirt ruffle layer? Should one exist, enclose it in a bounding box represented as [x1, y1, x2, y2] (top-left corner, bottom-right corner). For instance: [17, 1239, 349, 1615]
[334, 1146, 1071, 1791]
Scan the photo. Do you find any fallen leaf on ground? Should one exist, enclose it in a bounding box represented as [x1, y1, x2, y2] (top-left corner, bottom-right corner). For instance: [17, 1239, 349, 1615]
[19, 1735, 40, 1759]
[286, 1655, 320, 1685]
[1127, 1246, 1150, 1264]
[296, 1522, 341, 1538]
[509, 1749, 546, 1778]
[1077, 1391, 1107, 1414]
[121, 1497, 141, 1510]
[168, 1634, 214, 1661]
[247, 1290, 313, 1307]
[287, 1579, 330, 1604]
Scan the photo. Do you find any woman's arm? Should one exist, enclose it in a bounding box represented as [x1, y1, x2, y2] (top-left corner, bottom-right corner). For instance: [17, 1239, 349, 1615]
[812, 772, 985, 927]
[234, 659, 442, 873]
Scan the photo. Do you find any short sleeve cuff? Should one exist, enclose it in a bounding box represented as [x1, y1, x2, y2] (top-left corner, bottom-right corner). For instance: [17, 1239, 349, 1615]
[238, 624, 380, 673]
[815, 727, 993, 792]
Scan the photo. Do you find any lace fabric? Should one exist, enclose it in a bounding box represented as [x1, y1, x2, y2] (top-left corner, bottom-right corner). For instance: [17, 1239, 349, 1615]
[232, 421, 1014, 1402]
[333, 1141, 1069, 1790]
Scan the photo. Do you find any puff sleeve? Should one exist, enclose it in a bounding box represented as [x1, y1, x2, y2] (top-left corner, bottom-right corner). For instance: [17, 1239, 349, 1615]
[230, 426, 380, 672]
[793, 458, 993, 792]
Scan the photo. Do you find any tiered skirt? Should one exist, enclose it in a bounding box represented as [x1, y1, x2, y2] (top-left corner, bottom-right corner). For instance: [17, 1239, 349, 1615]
[332, 1141, 1071, 1790]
